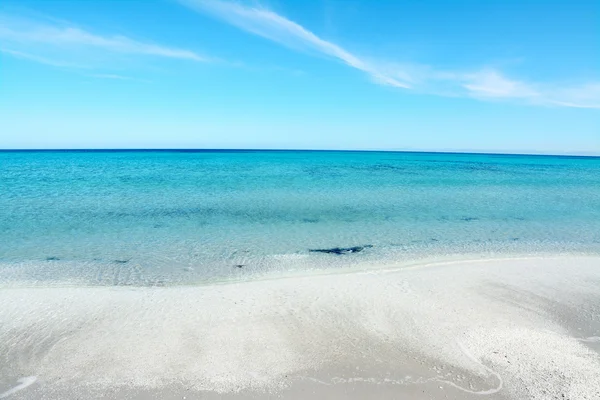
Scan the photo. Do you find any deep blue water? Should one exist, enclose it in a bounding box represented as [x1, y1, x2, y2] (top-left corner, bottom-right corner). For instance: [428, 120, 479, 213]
[1, 150, 599, 286]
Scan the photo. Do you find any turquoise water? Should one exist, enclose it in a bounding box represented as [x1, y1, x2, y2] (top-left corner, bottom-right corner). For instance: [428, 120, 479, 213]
[1, 150, 599, 286]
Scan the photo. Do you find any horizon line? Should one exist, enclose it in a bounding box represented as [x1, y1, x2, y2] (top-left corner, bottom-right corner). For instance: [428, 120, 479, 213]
[0, 148, 599, 158]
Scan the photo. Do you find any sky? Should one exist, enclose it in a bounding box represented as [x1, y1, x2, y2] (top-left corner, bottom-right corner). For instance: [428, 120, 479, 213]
[0, 0, 598, 154]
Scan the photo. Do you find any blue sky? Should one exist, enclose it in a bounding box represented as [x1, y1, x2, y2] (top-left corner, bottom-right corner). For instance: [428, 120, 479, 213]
[0, 0, 598, 153]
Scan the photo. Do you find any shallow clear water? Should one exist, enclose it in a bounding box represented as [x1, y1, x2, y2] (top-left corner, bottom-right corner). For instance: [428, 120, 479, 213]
[1, 150, 599, 286]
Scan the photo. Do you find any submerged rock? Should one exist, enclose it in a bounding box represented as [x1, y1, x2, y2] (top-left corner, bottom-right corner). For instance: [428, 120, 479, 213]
[309, 245, 373, 255]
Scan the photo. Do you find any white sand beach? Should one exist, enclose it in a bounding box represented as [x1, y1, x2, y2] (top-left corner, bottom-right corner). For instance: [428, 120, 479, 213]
[1, 255, 599, 399]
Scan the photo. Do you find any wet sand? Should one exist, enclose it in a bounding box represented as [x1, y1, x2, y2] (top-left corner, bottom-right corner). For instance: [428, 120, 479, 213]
[1, 255, 599, 399]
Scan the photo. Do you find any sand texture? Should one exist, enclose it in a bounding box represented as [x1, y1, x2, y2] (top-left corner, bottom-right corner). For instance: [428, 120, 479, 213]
[1, 255, 599, 399]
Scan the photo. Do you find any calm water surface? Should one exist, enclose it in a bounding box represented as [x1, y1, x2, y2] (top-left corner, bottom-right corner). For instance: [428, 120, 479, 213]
[1, 150, 599, 286]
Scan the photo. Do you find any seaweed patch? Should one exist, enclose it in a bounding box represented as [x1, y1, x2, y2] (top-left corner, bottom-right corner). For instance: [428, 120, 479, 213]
[309, 245, 373, 255]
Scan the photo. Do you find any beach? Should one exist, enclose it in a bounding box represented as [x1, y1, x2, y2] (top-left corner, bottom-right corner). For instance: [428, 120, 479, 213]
[2, 0, 598, 395]
[1, 151, 600, 398]
[2, 255, 599, 399]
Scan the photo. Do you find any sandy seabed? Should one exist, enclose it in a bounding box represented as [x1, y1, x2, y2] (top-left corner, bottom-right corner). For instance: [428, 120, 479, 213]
[1, 255, 599, 399]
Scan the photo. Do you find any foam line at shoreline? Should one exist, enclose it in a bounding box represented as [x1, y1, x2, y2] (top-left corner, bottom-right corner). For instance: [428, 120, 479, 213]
[1, 252, 598, 290]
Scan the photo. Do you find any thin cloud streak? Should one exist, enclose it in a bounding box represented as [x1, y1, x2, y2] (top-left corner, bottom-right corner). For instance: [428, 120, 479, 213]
[461, 70, 540, 99]
[180, 0, 600, 109]
[88, 73, 134, 80]
[459, 71, 600, 109]
[179, 0, 410, 88]
[0, 47, 87, 68]
[0, 13, 208, 66]
[86, 73, 152, 83]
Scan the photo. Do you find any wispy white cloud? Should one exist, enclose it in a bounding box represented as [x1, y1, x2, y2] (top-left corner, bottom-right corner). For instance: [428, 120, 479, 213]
[178, 0, 410, 88]
[88, 73, 134, 80]
[180, 0, 600, 109]
[86, 73, 152, 83]
[547, 83, 600, 109]
[0, 48, 151, 82]
[461, 69, 540, 99]
[0, 13, 207, 70]
[459, 71, 600, 108]
[0, 47, 85, 68]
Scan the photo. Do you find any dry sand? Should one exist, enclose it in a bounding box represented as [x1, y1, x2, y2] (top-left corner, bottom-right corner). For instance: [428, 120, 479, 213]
[1, 255, 599, 399]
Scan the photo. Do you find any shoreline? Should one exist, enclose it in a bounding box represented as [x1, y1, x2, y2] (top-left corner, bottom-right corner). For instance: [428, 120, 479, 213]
[1, 254, 599, 399]
[1, 249, 600, 289]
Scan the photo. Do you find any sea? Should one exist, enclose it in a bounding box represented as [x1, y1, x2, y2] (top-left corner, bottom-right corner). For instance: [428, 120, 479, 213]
[1, 150, 599, 287]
